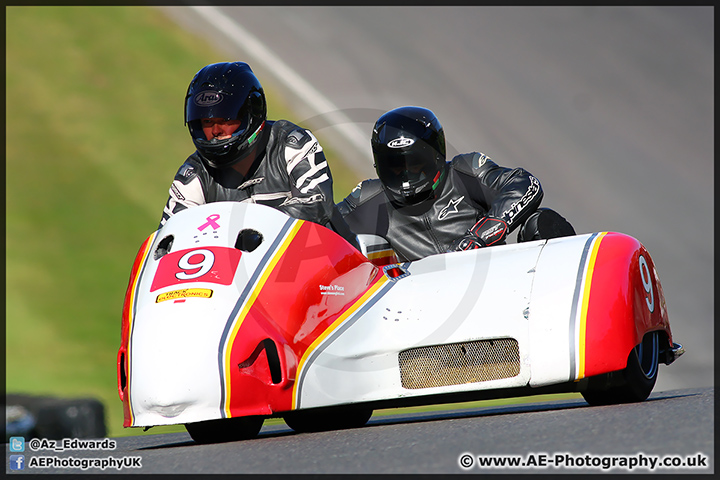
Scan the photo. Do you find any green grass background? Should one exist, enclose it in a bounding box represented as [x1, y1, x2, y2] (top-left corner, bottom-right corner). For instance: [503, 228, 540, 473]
[6, 6, 578, 438]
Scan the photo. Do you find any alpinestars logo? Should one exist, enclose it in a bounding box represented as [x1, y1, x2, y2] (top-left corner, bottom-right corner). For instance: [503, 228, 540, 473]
[475, 153, 491, 168]
[439, 196, 465, 220]
[502, 176, 540, 222]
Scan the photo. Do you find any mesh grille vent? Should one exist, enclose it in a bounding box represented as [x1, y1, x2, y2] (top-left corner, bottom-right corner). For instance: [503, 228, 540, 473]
[399, 338, 520, 389]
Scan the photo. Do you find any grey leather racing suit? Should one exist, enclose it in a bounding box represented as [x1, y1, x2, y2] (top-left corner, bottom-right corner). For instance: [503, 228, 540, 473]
[159, 119, 358, 247]
[337, 152, 544, 262]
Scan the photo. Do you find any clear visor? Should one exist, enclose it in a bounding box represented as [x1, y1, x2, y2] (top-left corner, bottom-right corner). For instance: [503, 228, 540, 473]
[189, 120, 249, 145]
[186, 90, 250, 139]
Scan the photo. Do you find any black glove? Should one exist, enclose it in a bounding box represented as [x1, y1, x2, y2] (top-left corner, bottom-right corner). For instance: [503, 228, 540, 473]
[449, 216, 508, 252]
[449, 234, 487, 251]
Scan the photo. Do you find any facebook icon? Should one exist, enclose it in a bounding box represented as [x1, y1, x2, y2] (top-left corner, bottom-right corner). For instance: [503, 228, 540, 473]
[9, 455, 25, 471]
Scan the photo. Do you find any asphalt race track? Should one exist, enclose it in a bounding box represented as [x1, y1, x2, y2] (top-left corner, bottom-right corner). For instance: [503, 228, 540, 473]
[14, 388, 713, 474]
[164, 6, 713, 393]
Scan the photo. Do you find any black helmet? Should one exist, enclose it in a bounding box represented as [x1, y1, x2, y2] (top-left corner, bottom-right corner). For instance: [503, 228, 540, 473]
[184, 62, 267, 168]
[371, 106, 447, 205]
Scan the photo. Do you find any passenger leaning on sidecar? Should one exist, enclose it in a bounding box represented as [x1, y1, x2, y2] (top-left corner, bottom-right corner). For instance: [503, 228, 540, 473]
[159, 61, 357, 248]
[337, 106, 575, 262]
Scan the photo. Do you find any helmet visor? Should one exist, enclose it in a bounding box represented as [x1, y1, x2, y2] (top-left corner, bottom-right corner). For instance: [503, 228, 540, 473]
[187, 116, 251, 145]
[187, 90, 260, 144]
[187, 88, 245, 118]
[374, 140, 441, 193]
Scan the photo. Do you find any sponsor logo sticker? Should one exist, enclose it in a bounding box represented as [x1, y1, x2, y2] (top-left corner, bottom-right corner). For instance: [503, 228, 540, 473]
[320, 284, 345, 296]
[156, 288, 213, 303]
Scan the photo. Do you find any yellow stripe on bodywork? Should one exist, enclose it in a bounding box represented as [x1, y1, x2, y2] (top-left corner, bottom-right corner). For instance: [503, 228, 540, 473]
[576, 232, 607, 380]
[291, 274, 389, 409]
[126, 231, 158, 426]
[222, 220, 304, 416]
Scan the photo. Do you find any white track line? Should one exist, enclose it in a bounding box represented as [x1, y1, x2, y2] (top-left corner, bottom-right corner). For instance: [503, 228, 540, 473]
[190, 6, 374, 178]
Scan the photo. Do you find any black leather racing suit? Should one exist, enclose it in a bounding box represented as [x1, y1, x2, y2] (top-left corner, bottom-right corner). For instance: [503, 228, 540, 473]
[337, 152, 544, 262]
[159, 119, 358, 247]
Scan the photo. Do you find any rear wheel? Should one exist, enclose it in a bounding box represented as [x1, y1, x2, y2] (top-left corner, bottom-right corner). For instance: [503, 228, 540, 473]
[581, 331, 659, 406]
[283, 406, 373, 433]
[185, 416, 263, 444]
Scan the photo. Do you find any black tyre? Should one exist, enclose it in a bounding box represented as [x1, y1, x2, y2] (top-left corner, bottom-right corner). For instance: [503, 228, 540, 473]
[581, 331, 659, 406]
[185, 416, 263, 444]
[283, 406, 373, 433]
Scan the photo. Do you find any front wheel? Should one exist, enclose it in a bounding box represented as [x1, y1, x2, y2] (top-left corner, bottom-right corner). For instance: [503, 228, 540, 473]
[283, 406, 373, 433]
[185, 416, 263, 444]
[581, 331, 659, 406]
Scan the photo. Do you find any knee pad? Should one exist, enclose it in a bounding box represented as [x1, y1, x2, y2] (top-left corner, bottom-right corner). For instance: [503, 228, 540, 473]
[517, 208, 576, 242]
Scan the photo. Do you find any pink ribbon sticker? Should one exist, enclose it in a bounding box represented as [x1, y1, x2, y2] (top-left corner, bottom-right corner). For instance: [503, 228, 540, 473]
[198, 214, 221, 231]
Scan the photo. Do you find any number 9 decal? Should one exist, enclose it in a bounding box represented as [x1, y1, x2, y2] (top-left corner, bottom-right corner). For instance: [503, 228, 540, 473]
[175, 249, 215, 280]
[150, 246, 242, 292]
[638, 254, 654, 313]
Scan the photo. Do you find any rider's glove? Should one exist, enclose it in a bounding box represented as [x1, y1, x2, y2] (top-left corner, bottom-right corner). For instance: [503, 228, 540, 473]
[449, 234, 487, 251]
[449, 216, 508, 252]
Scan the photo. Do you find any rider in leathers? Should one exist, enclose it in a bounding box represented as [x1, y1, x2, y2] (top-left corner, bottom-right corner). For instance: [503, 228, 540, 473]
[159, 62, 357, 248]
[337, 106, 574, 262]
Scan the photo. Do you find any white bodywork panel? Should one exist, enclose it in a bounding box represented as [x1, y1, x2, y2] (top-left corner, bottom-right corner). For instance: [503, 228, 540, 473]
[128, 204, 297, 425]
[127, 203, 598, 425]
[294, 236, 593, 409]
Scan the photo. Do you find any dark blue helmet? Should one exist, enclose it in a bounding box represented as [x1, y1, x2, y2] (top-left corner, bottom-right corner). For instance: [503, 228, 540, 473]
[185, 62, 267, 168]
[371, 106, 447, 205]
